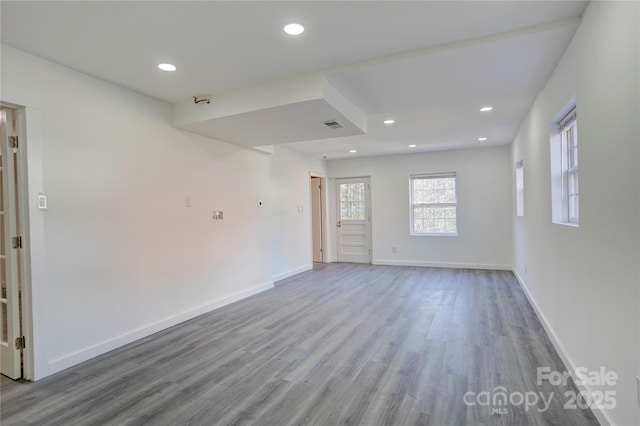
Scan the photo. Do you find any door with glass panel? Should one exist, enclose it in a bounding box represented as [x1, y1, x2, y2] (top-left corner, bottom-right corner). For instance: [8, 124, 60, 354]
[0, 107, 21, 379]
[336, 177, 371, 263]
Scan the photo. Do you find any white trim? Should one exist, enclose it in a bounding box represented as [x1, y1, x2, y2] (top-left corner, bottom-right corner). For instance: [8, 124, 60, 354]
[0, 100, 45, 380]
[272, 264, 312, 282]
[373, 259, 511, 271]
[47, 281, 273, 376]
[511, 268, 611, 426]
[410, 232, 458, 237]
[309, 171, 328, 264]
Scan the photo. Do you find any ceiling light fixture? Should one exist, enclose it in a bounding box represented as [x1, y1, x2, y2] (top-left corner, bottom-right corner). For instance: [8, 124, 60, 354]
[349, 149, 357, 153]
[284, 23, 304, 35]
[408, 144, 417, 148]
[478, 137, 488, 141]
[158, 63, 176, 72]
[383, 119, 395, 125]
[480, 106, 493, 112]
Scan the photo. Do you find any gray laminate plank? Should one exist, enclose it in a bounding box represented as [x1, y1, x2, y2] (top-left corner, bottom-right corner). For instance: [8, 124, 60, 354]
[0, 264, 600, 425]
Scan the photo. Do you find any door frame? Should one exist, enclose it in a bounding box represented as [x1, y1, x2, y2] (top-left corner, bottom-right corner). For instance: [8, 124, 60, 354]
[1, 106, 22, 378]
[335, 176, 372, 264]
[1, 97, 44, 381]
[309, 172, 329, 265]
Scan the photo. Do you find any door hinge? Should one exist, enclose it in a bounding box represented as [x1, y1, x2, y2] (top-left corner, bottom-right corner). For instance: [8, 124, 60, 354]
[15, 336, 25, 350]
[8, 136, 18, 148]
[12, 236, 22, 249]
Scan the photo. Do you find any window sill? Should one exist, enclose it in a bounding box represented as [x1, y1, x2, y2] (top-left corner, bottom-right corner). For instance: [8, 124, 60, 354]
[410, 232, 458, 237]
[552, 221, 579, 228]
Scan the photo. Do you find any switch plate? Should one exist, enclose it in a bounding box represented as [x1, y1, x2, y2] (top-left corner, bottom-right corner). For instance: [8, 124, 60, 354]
[38, 193, 48, 210]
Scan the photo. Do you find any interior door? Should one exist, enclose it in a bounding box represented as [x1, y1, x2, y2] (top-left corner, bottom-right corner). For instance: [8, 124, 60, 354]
[0, 107, 22, 379]
[336, 177, 371, 263]
[311, 177, 323, 262]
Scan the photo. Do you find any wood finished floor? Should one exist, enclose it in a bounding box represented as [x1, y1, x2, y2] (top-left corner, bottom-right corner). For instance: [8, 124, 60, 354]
[1, 264, 599, 426]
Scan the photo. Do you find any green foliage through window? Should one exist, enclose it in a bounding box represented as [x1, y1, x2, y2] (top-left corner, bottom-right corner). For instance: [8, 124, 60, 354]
[410, 174, 457, 234]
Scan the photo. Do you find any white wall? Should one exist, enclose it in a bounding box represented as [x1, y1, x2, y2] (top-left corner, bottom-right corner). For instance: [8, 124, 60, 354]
[270, 146, 327, 281]
[328, 146, 512, 269]
[1, 44, 324, 378]
[510, 2, 639, 425]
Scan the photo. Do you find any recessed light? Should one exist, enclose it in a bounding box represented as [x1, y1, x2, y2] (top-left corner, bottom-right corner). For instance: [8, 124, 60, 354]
[349, 149, 357, 153]
[284, 23, 304, 35]
[480, 106, 493, 112]
[158, 63, 176, 72]
[478, 137, 488, 141]
[408, 144, 417, 148]
[383, 119, 395, 125]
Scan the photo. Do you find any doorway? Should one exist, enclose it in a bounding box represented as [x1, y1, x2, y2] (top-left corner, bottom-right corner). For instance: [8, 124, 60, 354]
[0, 106, 24, 380]
[336, 177, 371, 264]
[310, 175, 326, 264]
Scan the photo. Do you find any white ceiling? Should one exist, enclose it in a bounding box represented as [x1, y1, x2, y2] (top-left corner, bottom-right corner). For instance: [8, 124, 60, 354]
[1, 1, 588, 159]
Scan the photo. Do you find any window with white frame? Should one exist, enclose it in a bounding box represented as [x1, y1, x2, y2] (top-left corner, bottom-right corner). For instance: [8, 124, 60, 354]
[410, 173, 457, 235]
[551, 101, 579, 226]
[561, 108, 578, 224]
[516, 160, 524, 217]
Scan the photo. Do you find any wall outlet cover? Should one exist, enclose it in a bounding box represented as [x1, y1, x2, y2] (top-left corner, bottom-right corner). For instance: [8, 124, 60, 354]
[211, 211, 223, 222]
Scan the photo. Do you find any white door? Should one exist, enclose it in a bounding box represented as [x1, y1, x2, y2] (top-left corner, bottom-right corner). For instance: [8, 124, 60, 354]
[311, 177, 323, 262]
[336, 177, 371, 263]
[0, 107, 22, 379]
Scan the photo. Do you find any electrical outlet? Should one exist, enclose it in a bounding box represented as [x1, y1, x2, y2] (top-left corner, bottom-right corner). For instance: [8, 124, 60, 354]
[391, 247, 397, 254]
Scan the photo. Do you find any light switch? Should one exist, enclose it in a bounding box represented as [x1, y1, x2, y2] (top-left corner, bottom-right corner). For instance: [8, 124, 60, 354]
[38, 193, 48, 210]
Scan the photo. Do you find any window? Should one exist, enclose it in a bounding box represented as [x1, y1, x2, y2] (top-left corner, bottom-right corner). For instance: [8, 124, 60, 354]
[516, 160, 524, 217]
[410, 173, 457, 235]
[551, 104, 578, 226]
[339, 182, 366, 220]
[562, 108, 578, 223]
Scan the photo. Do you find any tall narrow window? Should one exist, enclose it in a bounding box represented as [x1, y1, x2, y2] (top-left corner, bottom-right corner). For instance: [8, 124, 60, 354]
[551, 101, 578, 226]
[561, 108, 578, 224]
[410, 173, 457, 235]
[516, 160, 524, 217]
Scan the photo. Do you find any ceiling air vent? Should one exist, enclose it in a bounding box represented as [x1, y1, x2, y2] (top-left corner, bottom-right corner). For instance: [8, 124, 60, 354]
[322, 120, 344, 129]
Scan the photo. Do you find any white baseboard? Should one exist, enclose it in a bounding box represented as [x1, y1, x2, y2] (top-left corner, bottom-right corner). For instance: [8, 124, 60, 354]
[373, 258, 511, 271]
[512, 268, 612, 426]
[272, 264, 312, 282]
[47, 281, 274, 376]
